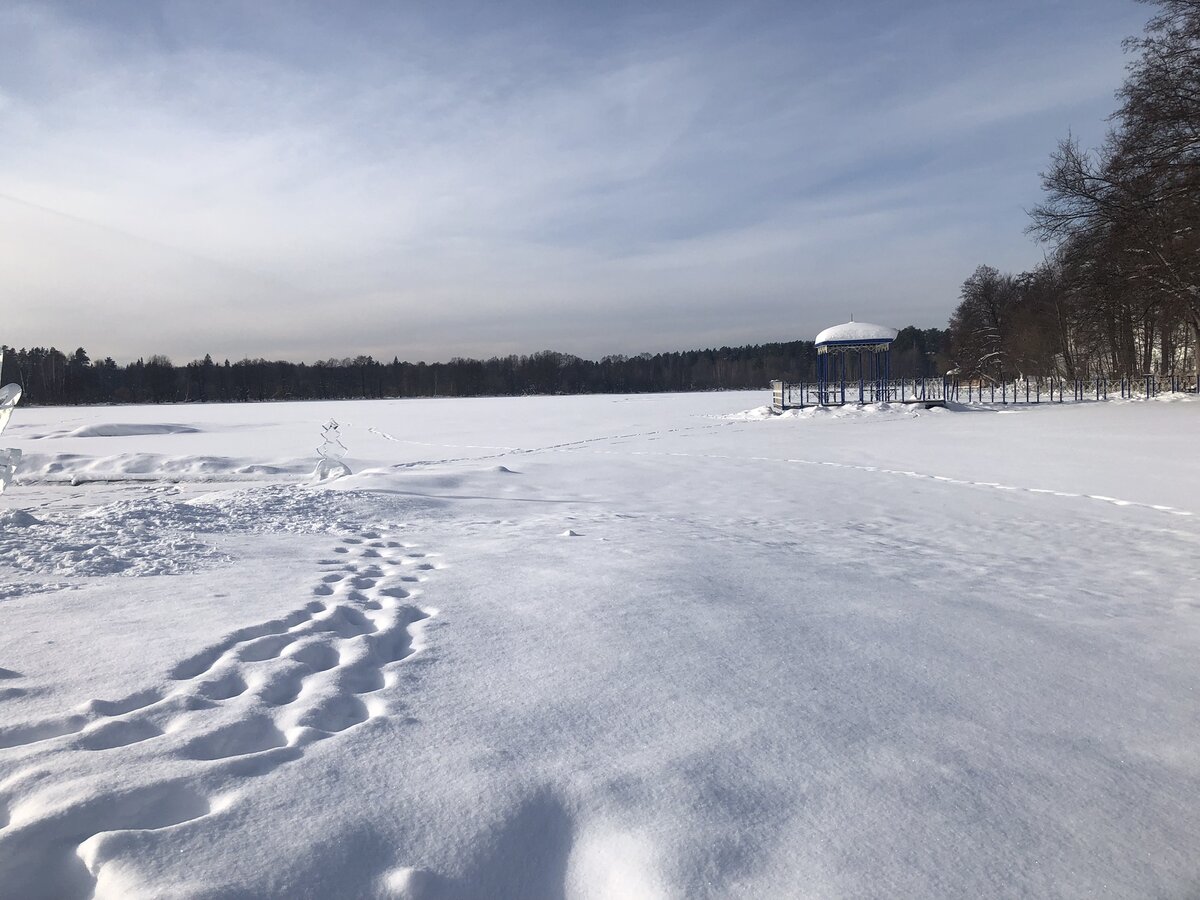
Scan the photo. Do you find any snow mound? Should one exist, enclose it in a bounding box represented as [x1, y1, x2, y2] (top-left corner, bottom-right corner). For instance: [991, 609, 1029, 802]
[725, 402, 941, 422]
[799, 402, 937, 420]
[0, 581, 69, 600]
[15, 451, 312, 484]
[722, 405, 776, 421]
[1152, 391, 1200, 404]
[0, 509, 42, 528]
[64, 423, 203, 438]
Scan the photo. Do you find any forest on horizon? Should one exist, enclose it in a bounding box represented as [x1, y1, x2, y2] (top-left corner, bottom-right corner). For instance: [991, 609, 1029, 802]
[0, 328, 948, 406]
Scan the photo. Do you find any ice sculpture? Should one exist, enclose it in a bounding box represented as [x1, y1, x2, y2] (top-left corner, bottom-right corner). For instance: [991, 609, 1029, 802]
[313, 418, 351, 480]
[0, 382, 22, 494]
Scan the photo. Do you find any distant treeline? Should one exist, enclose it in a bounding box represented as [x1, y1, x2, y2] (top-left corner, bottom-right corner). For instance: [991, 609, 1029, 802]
[1, 328, 947, 406]
[948, 0, 1199, 381]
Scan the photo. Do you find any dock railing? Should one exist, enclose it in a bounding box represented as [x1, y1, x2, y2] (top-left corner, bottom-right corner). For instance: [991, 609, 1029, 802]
[771, 374, 1199, 411]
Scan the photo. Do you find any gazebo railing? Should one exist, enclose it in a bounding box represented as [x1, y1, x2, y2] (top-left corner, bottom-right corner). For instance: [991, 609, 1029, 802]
[773, 378, 951, 408]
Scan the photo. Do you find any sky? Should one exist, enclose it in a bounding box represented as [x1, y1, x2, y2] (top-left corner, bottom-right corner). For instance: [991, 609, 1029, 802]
[0, 0, 1151, 364]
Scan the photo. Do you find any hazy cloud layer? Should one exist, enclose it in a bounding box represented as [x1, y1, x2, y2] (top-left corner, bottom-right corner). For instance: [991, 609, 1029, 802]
[1, 0, 1147, 362]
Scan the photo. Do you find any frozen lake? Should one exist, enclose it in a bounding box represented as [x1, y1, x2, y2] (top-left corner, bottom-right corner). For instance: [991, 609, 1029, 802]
[1, 391, 1198, 898]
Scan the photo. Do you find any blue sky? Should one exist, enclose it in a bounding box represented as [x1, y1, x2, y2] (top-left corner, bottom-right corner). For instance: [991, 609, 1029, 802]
[0, 0, 1149, 362]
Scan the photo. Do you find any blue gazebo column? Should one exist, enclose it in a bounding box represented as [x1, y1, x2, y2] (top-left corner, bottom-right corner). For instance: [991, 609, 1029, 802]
[858, 349, 865, 404]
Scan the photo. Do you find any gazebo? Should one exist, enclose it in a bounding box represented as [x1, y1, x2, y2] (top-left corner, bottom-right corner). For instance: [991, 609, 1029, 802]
[815, 319, 898, 405]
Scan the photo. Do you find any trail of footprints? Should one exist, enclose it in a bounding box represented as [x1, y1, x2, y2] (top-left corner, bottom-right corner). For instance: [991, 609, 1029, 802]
[0, 529, 441, 899]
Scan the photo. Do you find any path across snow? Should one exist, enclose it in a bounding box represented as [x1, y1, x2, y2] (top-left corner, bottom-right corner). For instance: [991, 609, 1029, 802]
[1, 392, 1198, 898]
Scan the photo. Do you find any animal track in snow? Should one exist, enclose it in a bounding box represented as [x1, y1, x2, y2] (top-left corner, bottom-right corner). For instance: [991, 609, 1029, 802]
[0, 525, 439, 899]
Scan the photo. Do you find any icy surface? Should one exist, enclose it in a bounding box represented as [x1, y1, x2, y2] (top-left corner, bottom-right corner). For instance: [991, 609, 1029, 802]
[1, 392, 1199, 898]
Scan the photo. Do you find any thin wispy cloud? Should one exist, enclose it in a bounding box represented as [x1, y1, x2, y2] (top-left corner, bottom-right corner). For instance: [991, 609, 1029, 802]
[0, 0, 1147, 362]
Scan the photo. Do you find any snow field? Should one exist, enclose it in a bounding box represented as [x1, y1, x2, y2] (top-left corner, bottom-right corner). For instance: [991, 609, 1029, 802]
[0, 392, 1198, 898]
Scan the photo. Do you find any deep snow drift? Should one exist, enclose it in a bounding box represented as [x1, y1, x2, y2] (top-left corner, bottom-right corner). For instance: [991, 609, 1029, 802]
[1, 392, 1198, 898]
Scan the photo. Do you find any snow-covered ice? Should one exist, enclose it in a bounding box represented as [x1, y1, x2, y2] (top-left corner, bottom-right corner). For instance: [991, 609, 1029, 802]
[1, 392, 1199, 898]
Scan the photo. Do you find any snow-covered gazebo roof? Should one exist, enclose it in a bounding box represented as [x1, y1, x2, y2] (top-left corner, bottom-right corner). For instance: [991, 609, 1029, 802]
[815, 320, 899, 346]
[799, 318, 899, 405]
[814, 320, 898, 352]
